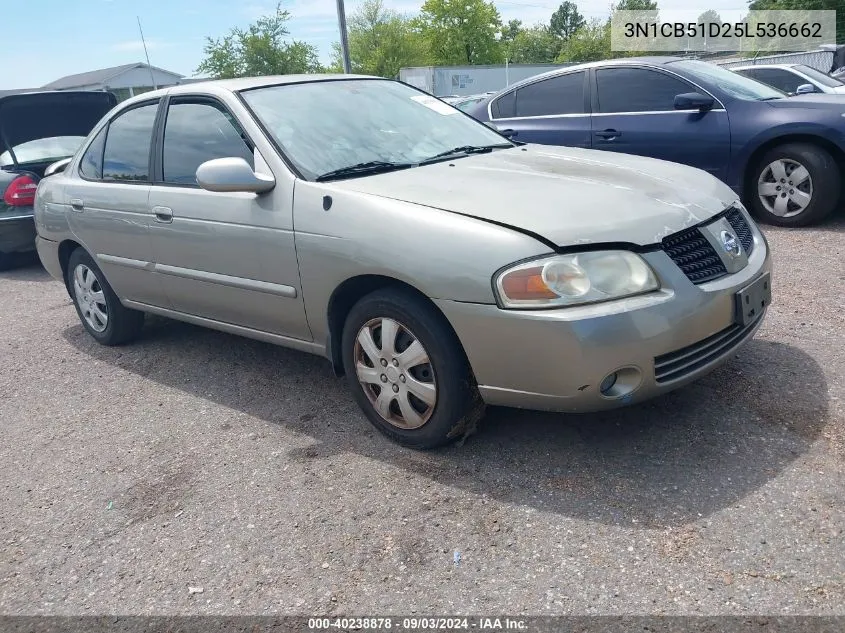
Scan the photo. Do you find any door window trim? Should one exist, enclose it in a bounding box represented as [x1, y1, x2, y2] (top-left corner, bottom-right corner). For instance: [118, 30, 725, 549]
[590, 64, 727, 115]
[488, 70, 590, 121]
[153, 94, 259, 189]
[77, 98, 161, 185]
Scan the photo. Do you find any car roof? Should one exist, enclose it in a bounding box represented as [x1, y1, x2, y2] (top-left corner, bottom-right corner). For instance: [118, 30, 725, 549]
[117, 73, 383, 108]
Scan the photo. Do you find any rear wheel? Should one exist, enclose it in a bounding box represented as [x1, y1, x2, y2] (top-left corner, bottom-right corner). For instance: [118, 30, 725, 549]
[341, 288, 484, 449]
[66, 248, 144, 345]
[749, 143, 840, 227]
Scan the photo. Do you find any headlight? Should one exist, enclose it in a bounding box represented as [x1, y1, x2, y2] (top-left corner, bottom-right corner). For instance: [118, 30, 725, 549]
[494, 251, 659, 309]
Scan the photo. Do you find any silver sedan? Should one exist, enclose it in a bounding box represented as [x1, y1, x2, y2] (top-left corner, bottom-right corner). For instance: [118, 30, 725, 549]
[34, 75, 771, 449]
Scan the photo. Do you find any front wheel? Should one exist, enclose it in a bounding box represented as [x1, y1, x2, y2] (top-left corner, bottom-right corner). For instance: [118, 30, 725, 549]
[66, 248, 144, 345]
[749, 143, 840, 227]
[341, 288, 484, 449]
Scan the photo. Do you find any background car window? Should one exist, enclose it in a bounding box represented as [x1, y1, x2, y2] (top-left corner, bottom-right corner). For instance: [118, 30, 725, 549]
[794, 64, 843, 88]
[513, 72, 585, 117]
[596, 68, 694, 113]
[163, 102, 254, 185]
[102, 103, 158, 182]
[669, 59, 785, 101]
[0, 136, 85, 168]
[493, 91, 517, 118]
[79, 127, 107, 179]
[745, 68, 804, 94]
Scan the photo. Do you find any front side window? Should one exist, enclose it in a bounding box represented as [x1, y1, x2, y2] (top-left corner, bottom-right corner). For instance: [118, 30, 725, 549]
[162, 101, 253, 185]
[79, 127, 107, 179]
[242, 79, 509, 180]
[596, 68, 694, 113]
[513, 72, 585, 117]
[748, 68, 805, 93]
[102, 102, 158, 182]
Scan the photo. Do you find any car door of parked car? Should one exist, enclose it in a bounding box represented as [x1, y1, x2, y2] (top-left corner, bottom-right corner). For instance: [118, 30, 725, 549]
[63, 100, 168, 307]
[589, 66, 731, 180]
[487, 71, 591, 147]
[146, 96, 311, 341]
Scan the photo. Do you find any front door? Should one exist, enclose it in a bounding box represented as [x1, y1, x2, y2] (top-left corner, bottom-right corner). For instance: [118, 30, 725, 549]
[589, 67, 731, 181]
[147, 97, 311, 341]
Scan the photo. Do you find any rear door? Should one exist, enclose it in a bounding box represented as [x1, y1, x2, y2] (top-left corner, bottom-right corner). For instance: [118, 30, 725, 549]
[63, 100, 166, 307]
[589, 66, 731, 180]
[488, 71, 591, 147]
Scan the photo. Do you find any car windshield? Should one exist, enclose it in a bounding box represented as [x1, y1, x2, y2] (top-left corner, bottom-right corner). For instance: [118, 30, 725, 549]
[0, 135, 85, 168]
[241, 79, 510, 180]
[669, 60, 786, 101]
[793, 64, 844, 88]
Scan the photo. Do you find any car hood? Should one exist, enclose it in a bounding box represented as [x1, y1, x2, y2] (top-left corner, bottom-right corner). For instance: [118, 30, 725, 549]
[0, 91, 116, 152]
[767, 93, 845, 108]
[330, 145, 737, 247]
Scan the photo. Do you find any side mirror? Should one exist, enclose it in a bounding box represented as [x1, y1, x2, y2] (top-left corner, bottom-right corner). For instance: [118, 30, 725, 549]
[44, 157, 72, 177]
[795, 83, 816, 94]
[196, 157, 275, 194]
[674, 92, 715, 112]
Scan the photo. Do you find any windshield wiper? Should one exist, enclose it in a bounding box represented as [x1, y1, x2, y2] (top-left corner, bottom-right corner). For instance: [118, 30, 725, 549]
[315, 160, 413, 182]
[420, 143, 513, 164]
[759, 96, 784, 101]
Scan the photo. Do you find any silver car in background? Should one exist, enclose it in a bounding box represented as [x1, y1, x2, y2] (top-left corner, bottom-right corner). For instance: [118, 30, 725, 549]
[34, 75, 772, 449]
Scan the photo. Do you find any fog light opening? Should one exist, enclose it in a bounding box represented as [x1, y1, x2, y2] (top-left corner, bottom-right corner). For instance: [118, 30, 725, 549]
[600, 372, 618, 395]
[598, 367, 642, 400]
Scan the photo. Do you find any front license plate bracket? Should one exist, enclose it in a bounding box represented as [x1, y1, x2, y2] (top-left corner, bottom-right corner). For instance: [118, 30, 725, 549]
[735, 272, 771, 326]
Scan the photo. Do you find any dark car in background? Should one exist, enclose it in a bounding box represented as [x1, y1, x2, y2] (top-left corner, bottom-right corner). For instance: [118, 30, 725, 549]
[466, 57, 845, 227]
[0, 91, 116, 270]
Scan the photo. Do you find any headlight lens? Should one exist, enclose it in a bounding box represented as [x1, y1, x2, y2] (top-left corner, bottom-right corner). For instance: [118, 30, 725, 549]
[495, 251, 659, 309]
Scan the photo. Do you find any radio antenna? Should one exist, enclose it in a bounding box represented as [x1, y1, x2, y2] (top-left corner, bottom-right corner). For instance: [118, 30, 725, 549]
[137, 16, 158, 89]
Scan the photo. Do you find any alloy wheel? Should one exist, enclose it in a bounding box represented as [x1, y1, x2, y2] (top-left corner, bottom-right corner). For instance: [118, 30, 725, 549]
[757, 158, 813, 218]
[353, 317, 437, 429]
[72, 264, 108, 333]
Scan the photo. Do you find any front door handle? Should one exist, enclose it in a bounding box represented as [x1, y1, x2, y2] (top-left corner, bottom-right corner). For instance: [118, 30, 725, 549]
[595, 129, 621, 140]
[153, 206, 173, 223]
[70, 198, 84, 212]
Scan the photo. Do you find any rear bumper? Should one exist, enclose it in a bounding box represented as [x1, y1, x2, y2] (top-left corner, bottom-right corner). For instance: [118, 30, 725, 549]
[35, 235, 64, 282]
[0, 213, 36, 254]
[435, 223, 771, 413]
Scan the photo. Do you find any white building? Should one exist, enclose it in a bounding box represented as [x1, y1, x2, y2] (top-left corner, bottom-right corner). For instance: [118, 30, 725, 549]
[40, 62, 187, 102]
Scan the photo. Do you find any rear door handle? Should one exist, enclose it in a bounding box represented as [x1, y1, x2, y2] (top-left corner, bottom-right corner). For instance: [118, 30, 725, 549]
[153, 206, 173, 223]
[70, 198, 84, 212]
[594, 129, 621, 140]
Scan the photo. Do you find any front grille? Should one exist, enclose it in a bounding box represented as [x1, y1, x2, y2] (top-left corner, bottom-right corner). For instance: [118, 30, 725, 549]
[661, 207, 756, 284]
[654, 319, 759, 384]
[661, 225, 727, 284]
[725, 207, 755, 256]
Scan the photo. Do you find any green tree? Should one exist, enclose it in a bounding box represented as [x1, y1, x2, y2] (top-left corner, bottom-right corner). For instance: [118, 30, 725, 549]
[748, 0, 845, 46]
[507, 26, 561, 63]
[688, 10, 722, 51]
[613, 0, 658, 9]
[550, 2, 586, 40]
[500, 19, 524, 45]
[329, 0, 429, 77]
[417, 0, 504, 65]
[196, 2, 321, 78]
[556, 19, 612, 62]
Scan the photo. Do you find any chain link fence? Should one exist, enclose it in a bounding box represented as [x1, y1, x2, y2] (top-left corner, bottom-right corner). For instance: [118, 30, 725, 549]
[716, 50, 834, 73]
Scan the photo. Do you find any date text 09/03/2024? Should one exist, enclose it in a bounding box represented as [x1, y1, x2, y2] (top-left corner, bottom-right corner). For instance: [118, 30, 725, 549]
[307, 617, 528, 630]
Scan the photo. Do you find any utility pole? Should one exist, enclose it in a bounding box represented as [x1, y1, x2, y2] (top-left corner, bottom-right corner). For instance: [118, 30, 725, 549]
[336, 0, 352, 73]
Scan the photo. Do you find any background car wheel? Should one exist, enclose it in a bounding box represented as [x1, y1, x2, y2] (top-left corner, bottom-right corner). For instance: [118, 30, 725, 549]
[66, 248, 144, 346]
[341, 287, 484, 449]
[749, 143, 840, 227]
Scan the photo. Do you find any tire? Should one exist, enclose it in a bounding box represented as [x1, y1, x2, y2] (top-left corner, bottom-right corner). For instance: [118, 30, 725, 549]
[66, 248, 144, 345]
[748, 143, 840, 227]
[341, 287, 484, 449]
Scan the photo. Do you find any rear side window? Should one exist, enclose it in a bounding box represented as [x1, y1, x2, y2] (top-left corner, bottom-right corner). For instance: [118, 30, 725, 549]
[493, 91, 516, 118]
[162, 101, 253, 185]
[596, 68, 694, 113]
[79, 127, 107, 180]
[514, 72, 585, 117]
[102, 102, 158, 182]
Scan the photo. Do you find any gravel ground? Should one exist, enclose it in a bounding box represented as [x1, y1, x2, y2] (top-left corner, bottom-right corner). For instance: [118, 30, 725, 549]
[0, 217, 843, 616]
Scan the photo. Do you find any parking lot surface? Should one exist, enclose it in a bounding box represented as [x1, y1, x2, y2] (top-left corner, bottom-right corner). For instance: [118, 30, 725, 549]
[1, 219, 843, 616]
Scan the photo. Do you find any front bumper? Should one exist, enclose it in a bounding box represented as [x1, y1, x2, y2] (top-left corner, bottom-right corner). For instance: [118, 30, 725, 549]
[436, 219, 771, 413]
[0, 212, 36, 254]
